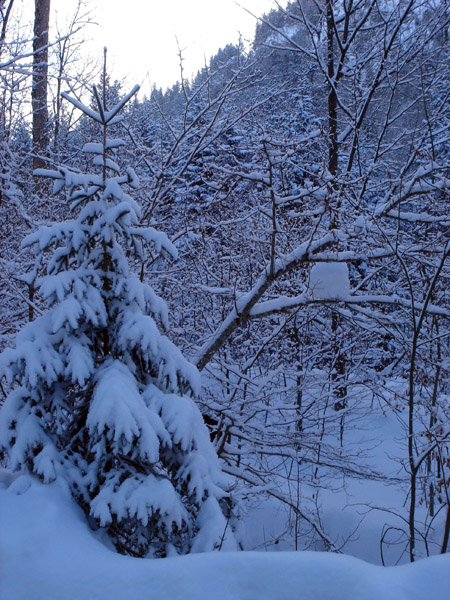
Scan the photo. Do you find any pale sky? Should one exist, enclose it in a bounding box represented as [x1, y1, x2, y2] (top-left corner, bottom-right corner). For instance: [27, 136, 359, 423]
[50, 0, 281, 94]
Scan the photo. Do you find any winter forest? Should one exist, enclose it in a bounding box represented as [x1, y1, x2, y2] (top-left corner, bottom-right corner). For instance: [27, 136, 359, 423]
[1, 0, 450, 598]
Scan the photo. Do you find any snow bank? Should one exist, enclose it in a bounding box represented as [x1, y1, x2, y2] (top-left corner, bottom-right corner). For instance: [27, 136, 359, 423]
[1, 473, 449, 600]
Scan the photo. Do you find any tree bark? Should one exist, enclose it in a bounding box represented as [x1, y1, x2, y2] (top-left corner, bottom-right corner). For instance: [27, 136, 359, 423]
[32, 0, 50, 172]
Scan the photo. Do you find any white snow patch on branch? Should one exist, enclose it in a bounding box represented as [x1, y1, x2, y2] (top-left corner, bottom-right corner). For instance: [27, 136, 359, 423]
[309, 262, 350, 300]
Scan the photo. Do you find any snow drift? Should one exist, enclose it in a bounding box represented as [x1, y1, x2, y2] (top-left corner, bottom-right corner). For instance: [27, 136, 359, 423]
[1, 472, 449, 600]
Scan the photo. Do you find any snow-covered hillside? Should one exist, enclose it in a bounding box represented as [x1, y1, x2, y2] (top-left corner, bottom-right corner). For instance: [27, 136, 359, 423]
[1, 472, 449, 600]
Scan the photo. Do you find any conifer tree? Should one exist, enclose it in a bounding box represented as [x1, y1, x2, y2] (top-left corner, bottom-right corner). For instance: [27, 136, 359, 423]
[0, 67, 235, 557]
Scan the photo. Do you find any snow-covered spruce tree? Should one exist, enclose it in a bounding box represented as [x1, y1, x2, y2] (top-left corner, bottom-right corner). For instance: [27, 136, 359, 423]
[0, 80, 236, 557]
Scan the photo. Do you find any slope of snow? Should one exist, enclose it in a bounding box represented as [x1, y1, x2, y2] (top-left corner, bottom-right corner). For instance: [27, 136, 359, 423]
[1, 472, 449, 600]
[218, 373, 447, 566]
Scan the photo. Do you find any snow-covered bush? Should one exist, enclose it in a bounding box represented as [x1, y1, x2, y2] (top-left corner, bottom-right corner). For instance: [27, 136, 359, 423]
[0, 80, 235, 558]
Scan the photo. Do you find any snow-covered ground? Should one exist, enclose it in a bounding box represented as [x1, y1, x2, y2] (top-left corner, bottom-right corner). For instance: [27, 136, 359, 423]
[208, 374, 446, 566]
[1, 471, 449, 600]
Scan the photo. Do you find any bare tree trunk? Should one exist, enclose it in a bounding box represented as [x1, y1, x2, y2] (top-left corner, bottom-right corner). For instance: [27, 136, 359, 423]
[0, 0, 15, 58]
[0, 1, 16, 206]
[441, 505, 450, 554]
[326, 0, 347, 411]
[32, 0, 50, 173]
[326, 0, 338, 180]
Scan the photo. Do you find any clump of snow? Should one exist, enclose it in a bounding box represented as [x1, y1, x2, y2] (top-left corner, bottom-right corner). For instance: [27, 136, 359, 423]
[309, 262, 350, 300]
[354, 215, 367, 235]
[1, 474, 449, 600]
